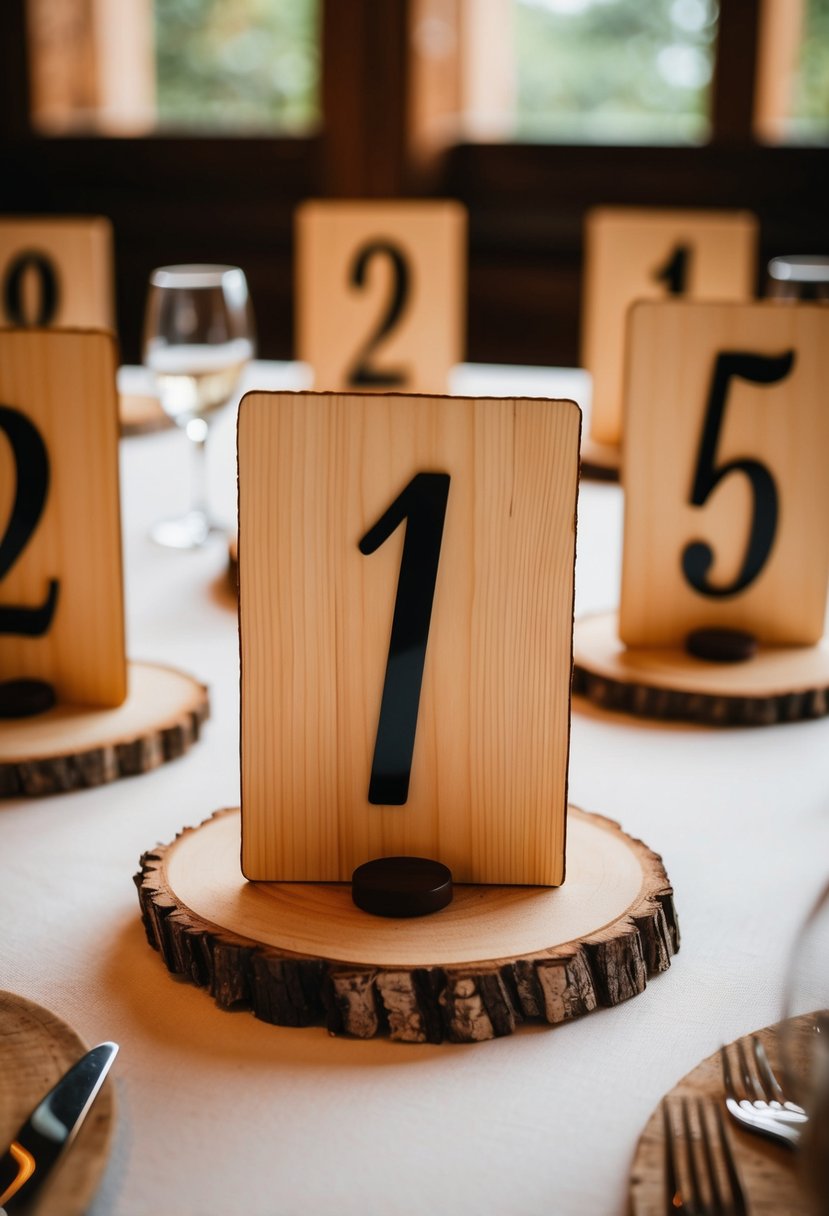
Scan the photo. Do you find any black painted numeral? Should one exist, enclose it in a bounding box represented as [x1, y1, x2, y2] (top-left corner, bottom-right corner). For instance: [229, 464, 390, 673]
[346, 240, 411, 387]
[0, 404, 60, 635]
[653, 244, 689, 296]
[3, 251, 60, 326]
[682, 350, 795, 599]
[359, 472, 450, 805]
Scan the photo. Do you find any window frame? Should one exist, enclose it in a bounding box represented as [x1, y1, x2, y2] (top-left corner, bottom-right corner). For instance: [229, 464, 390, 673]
[0, 0, 826, 367]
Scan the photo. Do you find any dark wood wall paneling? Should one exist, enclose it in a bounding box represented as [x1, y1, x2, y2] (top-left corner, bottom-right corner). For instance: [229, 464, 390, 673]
[1, 0, 827, 368]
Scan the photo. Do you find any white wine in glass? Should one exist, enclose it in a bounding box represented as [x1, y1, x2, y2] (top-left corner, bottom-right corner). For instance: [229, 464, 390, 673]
[143, 264, 255, 549]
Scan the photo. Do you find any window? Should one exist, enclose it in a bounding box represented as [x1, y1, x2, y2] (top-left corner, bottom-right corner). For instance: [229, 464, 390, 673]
[26, 0, 320, 135]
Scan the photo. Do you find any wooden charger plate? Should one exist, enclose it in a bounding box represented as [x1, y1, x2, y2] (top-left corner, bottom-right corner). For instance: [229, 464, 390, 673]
[630, 1015, 817, 1215]
[0, 991, 116, 1216]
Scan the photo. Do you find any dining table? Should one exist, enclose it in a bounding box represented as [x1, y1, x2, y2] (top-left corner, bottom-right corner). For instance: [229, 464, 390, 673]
[2, 359, 827, 1216]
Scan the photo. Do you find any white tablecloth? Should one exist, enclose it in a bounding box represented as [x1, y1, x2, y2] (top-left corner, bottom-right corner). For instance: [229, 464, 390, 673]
[2, 363, 827, 1216]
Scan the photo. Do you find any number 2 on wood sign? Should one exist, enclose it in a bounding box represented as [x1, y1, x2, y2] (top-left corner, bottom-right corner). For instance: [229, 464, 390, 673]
[653, 243, 690, 295]
[346, 240, 411, 387]
[3, 251, 60, 326]
[359, 472, 450, 804]
[682, 350, 795, 598]
[0, 404, 60, 635]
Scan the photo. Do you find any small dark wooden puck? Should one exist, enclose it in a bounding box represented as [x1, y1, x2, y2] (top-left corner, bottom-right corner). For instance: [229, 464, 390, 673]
[0, 678, 57, 719]
[685, 627, 758, 663]
[351, 855, 453, 918]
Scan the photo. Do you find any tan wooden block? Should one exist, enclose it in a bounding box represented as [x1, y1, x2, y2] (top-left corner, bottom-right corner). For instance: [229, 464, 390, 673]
[619, 301, 829, 648]
[0, 329, 126, 706]
[295, 200, 466, 393]
[582, 207, 757, 446]
[238, 390, 581, 885]
[0, 217, 115, 330]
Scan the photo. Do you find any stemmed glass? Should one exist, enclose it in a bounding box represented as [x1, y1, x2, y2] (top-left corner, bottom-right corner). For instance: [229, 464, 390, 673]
[782, 879, 829, 1213]
[143, 264, 255, 549]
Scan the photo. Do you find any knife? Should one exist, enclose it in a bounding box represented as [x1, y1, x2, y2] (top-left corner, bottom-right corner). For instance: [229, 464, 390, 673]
[0, 1041, 118, 1213]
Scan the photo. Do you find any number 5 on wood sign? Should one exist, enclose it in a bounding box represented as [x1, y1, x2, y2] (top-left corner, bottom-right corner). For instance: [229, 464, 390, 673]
[0, 218, 114, 330]
[581, 208, 757, 448]
[238, 391, 581, 885]
[620, 301, 829, 648]
[0, 328, 126, 706]
[295, 201, 466, 393]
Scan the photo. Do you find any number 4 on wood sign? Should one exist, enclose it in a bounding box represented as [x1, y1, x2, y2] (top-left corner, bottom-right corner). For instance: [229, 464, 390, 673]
[238, 391, 581, 885]
[620, 301, 829, 648]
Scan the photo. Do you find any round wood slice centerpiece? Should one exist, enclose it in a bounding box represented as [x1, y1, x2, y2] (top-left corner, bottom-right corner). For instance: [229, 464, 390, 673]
[630, 1014, 818, 1215]
[135, 806, 679, 1044]
[580, 435, 620, 483]
[0, 991, 116, 1216]
[0, 661, 209, 797]
[118, 390, 172, 437]
[573, 611, 829, 726]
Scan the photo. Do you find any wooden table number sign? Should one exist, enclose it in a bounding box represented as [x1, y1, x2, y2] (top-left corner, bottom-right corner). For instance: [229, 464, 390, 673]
[295, 201, 466, 393]
[134, 387, 680, 1042]
[0, 328, 208, 795]
[0, 217, 114, 331]
[580, 208, 758, 479]
[574, 299, 829, 725]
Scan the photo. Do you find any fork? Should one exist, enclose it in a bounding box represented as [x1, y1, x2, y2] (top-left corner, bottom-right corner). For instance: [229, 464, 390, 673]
[720, 1036, 808, 1149]
[663, 1096, 748, 1215]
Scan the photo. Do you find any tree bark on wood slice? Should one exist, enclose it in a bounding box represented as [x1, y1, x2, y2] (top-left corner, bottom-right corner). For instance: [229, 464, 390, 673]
[0, 991, 116, 1216]
[629, 1014, 818, 1216]
[574, 612, 829, 726]
[0, 662, 209, 797]
[134, 806, 679, 1044]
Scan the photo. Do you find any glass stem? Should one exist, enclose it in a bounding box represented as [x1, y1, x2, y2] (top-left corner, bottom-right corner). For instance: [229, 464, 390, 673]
[188, 421, 210, 522]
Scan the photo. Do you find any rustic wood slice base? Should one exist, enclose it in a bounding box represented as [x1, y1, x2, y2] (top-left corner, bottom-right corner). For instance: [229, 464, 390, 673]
[135, 805, 678, 1043]
[573, 612, 829, 726]
[118, 390, 173, 437]
[0, 990, 116, 1216]
[0, 661, 209, 797]
[630, 1014, 817, 1216]
[580, 434, 620, 482]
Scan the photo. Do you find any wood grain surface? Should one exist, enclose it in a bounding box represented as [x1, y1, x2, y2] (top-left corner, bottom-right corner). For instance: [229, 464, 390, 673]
[0, 991, 116, 1216]
[581, 207, 757, 447]
[0, 660, 209, 796]
[295, 200, 466, 393]
[629, 1015, 818, 1216]
[0, 328, 126, 706]
[620, 301, 829, 649]
[238, 390, 580, 885]
[0, 217, 114, 330]
[573, 612, 829, 726]
[135, 805, 679, 1043]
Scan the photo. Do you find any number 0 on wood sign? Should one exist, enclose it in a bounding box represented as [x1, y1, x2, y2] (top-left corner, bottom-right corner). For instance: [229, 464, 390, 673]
[0, 218, 114, 330]
[581, 208, 757, 448]
[0, 329, 126, 706]
[238, 391, 581, 885]
[620, 301, 829, 648]
[295, 201, 466, 394]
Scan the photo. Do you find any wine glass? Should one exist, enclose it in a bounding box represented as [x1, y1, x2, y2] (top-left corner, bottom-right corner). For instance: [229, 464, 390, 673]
[143, 264, 255, 549]
[782, 879, 829, 1213]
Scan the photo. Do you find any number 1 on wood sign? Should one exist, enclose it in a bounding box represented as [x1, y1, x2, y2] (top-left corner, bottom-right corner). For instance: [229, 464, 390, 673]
[359, 471, 450, 805]
[238, 390, 580, 885]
